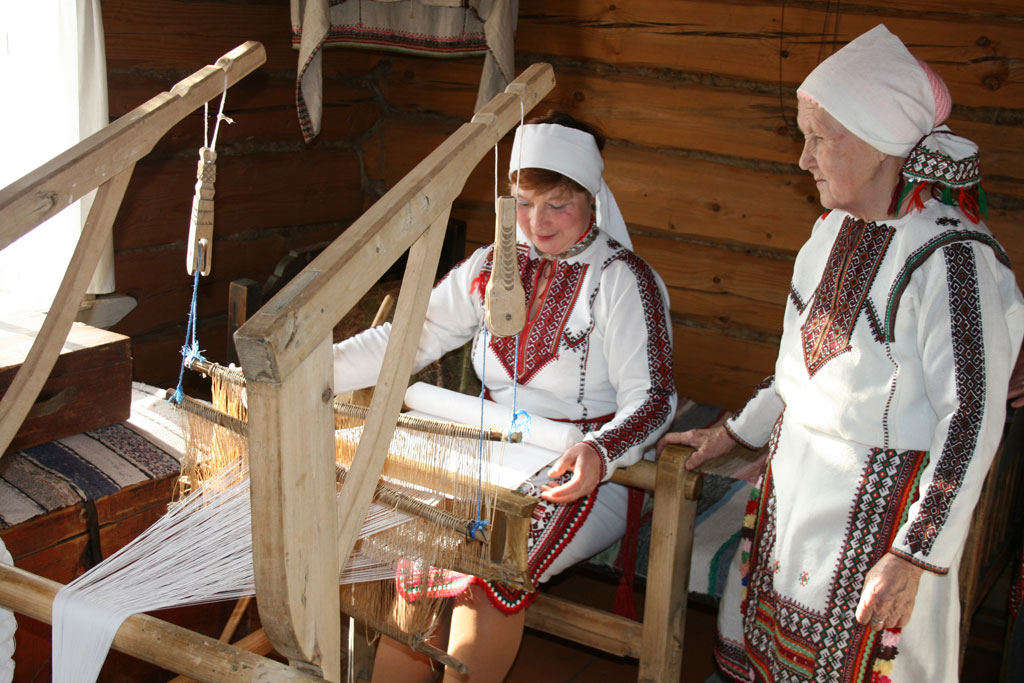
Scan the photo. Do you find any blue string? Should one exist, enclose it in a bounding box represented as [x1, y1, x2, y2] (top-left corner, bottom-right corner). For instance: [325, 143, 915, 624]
[168, 250, 208, 404]
[471, 327, 489, 539]
[509, 333, 530, 441]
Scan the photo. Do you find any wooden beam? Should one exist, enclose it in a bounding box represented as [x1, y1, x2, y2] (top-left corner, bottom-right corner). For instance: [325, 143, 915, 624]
[525, 593, 643, 658]
[233, 63, 556, 385]
[0, 564, 319, 683]
[246, 336, 341, 681]
[0, 167, 133, 457]
[0, 41, 266, 252]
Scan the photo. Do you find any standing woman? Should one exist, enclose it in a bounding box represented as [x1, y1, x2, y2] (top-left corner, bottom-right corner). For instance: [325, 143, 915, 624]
[334, 111, 677, 681]
[658, 25, 1024, 682]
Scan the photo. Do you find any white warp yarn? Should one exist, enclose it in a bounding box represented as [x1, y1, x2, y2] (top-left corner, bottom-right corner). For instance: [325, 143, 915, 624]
[51, 465, 411, 683]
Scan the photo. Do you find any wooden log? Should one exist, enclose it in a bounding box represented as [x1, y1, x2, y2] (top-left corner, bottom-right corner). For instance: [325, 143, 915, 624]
[672, 325, 779, 411]
[380, 57, 1024, 183]
[0, 564, 321, 683]
[168, 627, 276, 683]
[107, 72, 381, 147]
[102, 0, 383, 78]
[112, 150, 363, 252]
[609, 460, 658, 492]
[516, 0, 1024, 109]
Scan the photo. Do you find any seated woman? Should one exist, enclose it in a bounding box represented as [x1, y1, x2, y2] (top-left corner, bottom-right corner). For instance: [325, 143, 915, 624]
[332, 111, 677, 682]
[658, 25, 1024, 682]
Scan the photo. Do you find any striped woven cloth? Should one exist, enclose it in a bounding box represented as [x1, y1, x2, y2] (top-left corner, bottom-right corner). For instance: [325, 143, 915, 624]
[0, 383, 183, 529]
[587, 398, 763, 600]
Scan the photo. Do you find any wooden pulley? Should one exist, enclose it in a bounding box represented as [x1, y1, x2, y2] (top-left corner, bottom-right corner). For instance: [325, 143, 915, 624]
[485, 196, 525, 337]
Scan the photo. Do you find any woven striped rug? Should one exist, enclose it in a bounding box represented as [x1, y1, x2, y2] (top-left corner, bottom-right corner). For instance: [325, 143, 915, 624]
[0, 383, 183, 528]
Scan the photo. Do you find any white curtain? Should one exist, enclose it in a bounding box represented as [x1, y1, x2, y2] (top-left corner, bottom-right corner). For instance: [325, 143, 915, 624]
[0, 0, 114, 312]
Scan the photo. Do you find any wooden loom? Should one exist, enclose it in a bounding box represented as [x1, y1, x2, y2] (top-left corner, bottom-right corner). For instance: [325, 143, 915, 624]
[0, 39, 702, 682]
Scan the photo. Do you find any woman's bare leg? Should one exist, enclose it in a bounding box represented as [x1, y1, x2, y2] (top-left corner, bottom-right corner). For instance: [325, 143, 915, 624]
[443, 583, 525, 683]
[371, 601, 452, 683]
[370, 634, 437, 683]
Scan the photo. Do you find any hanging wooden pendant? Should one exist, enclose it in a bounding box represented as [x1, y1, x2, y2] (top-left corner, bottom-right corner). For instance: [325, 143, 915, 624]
[186, 146, 217, 276]
[485, 195, 525, 337]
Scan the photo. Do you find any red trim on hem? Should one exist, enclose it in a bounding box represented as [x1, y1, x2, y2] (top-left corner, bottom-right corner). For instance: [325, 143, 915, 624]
[723, 420, 759, 451]
[888, 547, 948, 575]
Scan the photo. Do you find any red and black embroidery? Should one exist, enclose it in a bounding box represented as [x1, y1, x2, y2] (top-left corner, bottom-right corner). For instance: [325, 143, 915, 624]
[801, 217, 894, 376]
[789, 285, 807, 314]
[726, 446, 927, 682]
[904, 243, 986, 556]
[489, 254, 589, 385]
[590, 251, 675, 464]
[473, 485, 597, 614]
[883, 230, 1010, 342]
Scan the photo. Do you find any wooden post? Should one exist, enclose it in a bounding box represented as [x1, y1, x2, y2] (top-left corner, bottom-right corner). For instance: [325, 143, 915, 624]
[246, 336, 341, 681]
[638, 445, 700, 683]
[227, 279, 262, 365]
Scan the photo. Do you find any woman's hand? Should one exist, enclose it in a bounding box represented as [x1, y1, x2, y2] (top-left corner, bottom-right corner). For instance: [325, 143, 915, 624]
[855, 552, 924, 631]
[657, 425, 737, 470]
[540, 443, 603, 504]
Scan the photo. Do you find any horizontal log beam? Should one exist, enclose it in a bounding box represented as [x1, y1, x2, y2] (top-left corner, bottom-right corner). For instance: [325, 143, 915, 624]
[0, 41, 266, 252]
[0, 564, 320, 683]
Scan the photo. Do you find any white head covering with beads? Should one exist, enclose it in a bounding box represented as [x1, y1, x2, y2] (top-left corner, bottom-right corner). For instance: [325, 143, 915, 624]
[797, 24, 984, 216]
[509, 122, 632, 250]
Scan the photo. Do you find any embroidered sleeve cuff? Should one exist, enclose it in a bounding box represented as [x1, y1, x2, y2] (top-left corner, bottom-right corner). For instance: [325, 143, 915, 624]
[888, 547, 949, 575]
[581, 439, 609, 481]
[723, 420, 761, 451]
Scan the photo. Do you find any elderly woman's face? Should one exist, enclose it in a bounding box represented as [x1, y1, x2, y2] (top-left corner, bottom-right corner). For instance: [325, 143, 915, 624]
[514, 185, 593, 255]
[797, 100, 895, 221]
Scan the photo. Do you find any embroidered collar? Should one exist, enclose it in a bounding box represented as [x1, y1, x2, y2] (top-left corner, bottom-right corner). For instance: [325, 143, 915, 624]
[538, 221, 599, 261]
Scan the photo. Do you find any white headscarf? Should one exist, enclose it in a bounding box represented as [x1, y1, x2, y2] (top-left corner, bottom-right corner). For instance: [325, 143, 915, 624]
[797, 25, 934, 157]
[797, 24, 983, 210]
[509, 122, 632, 250]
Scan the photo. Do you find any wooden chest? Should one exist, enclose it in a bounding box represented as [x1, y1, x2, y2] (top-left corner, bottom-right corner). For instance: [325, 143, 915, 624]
[0, 311, 132, 455]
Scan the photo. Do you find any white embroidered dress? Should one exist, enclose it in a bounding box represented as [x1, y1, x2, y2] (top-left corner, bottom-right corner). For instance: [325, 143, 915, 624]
[333, 228, 677, 612]
[715, 201, 1024, 682]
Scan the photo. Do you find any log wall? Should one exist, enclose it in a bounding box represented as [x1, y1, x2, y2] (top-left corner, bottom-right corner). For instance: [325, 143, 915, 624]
[103, 0, 1024, 410]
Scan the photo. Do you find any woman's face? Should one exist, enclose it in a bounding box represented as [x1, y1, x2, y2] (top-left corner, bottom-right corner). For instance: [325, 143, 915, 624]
[797, 99, 898, 221]
[513, 184, 593, 255]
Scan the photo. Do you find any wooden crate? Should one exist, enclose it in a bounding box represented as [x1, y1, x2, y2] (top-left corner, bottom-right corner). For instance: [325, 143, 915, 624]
[0, 311, 132, 455]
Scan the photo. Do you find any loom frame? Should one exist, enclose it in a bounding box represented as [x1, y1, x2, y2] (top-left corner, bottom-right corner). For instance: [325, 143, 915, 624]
[0, 38, 702, 681]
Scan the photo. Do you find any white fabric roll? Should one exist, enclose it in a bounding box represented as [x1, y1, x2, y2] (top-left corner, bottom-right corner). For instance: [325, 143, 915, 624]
[403, 383, 583, 454]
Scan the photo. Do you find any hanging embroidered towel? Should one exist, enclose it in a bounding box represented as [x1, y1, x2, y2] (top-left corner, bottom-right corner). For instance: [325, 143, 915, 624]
[291, 0, 517, 143]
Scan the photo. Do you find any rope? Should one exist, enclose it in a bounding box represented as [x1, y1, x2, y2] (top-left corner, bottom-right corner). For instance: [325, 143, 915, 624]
[170, 79, 233, 404]
[168, 245, 207, 405]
